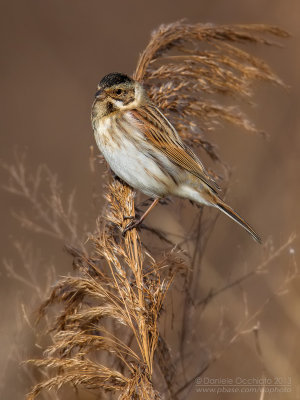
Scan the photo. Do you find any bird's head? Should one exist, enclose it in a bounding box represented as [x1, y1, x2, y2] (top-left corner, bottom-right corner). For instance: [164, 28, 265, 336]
[92, 72, 146, 119]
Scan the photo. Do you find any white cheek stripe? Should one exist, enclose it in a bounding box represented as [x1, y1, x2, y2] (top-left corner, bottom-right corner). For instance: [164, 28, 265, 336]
[111, 99, 125, 108]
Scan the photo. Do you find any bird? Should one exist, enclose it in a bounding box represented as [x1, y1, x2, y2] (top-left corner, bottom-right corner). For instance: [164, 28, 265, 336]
[91, 72, 261, 243]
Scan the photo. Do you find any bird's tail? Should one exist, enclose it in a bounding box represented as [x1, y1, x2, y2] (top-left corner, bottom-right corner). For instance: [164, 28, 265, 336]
[216, 199, 262, 244]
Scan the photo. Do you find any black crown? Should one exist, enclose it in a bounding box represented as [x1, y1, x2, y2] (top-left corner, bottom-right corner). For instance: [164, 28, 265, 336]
[99, 72, 132, 88]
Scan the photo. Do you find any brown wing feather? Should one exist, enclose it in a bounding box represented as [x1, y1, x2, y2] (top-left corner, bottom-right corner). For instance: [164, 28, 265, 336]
[130, 105, 220, 193]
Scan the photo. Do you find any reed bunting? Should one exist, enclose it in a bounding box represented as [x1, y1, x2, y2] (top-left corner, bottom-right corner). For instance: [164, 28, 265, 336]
[91, 72, 261, 243]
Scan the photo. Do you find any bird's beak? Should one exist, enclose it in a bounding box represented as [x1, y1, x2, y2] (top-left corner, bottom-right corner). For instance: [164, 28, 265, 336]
[95, 88, 106, 100]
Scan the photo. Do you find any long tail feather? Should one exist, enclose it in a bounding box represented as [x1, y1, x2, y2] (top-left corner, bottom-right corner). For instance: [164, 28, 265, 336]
[216, 199, 262, 244]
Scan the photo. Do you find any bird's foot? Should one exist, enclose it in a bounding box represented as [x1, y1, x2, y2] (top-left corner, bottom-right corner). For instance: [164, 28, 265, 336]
[123, 215, 135, 221]
[122, 219, 141, 236]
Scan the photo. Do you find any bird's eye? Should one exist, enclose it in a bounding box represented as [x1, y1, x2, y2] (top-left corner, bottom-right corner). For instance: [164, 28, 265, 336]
[116, 89, 123, 95]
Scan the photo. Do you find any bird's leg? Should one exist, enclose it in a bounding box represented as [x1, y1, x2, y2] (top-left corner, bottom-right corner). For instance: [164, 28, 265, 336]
[122, 198, 160, 236]
[123, 197, 155, 220]
[123, 197, 154, 221]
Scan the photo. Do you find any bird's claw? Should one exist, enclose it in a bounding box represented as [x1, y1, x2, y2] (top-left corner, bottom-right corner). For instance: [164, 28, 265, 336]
[123, 215, 135, 220]
[122, 220, 141, 236]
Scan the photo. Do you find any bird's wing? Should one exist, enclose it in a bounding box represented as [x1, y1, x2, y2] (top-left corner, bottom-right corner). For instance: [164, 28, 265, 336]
[130, 105, 220, 193]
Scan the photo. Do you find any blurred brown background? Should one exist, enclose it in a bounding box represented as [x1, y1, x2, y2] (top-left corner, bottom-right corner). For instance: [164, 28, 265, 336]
[0, 0, 299, 399]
